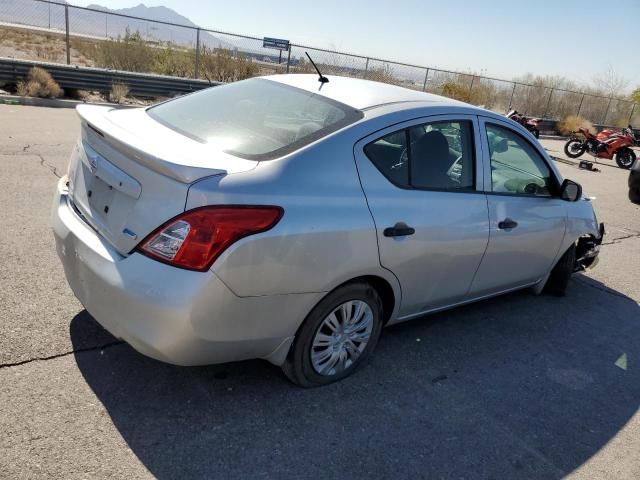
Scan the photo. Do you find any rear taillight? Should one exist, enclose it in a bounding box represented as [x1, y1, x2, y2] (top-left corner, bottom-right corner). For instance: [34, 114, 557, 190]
[137, 206, 283, 272]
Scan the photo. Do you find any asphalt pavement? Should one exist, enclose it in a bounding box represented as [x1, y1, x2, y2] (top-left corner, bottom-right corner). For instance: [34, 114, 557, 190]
[1, 104, 639, 479]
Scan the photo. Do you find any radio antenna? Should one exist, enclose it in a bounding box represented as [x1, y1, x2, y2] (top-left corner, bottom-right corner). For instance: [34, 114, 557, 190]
[305, 52, 329, 83]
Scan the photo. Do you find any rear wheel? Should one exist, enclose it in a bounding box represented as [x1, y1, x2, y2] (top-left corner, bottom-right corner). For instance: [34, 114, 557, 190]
[282, 283, 383, 387]
[564, 139, 585, 159]
[615, 148, 636, 169]
[544, 245, 576, 297]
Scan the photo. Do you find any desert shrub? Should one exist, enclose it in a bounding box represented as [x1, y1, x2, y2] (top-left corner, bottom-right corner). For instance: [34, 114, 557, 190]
[153, 45, 195, 77]
[109, 83, 129, 103]
[16, 67, 63, 98]
[199, 47, 258, 82]
[76, 30, 154, 73]
[441, 81, 473, 103]
[558, 115, 594, 135]
[367, 64, 400, 85]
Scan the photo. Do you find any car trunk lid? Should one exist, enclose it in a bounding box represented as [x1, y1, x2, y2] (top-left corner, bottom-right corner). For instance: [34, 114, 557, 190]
[68, 105, 258, 255]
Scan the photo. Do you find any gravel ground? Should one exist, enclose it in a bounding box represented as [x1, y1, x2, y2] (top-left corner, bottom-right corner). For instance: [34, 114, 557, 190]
[1, 105, 639, 479]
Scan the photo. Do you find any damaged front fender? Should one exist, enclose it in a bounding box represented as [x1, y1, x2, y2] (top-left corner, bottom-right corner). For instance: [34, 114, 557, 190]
[575, 222, 605, 271]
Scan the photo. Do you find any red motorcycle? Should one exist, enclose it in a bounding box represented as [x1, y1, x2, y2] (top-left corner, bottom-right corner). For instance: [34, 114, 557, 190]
[564, 126, 636, 169]
[506, 110, 542, 138]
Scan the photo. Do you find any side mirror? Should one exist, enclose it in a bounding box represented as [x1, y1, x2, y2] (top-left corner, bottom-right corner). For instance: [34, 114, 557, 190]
[560, 179, 582, 201]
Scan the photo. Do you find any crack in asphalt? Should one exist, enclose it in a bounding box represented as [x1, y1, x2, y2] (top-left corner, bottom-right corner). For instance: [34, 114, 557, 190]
[37, 152, 61, 178]
[602, 232, 640, 246]
[3, 144, 63, 178]
[0, 340, 124, 370]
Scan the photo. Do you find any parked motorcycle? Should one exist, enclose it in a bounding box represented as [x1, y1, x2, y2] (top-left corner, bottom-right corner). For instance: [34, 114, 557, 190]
[564, 126, 636, 169]
[506, 110, 542, 138]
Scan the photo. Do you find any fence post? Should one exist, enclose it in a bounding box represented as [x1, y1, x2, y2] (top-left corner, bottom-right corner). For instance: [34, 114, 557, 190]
[64, 5, 70, 65]
[469, 75, 475, 91]
[364, 57, 369, 78]
[194, 28, 200, 78]
[422, 68, 430, 92]
[602, 97, 612, 125]
[286, 48, 291, 73]
[543, 88, 554, 118]
[629, 103, 637, 125]
[577, 94, 585, 116]
[508, 82, 517, 110]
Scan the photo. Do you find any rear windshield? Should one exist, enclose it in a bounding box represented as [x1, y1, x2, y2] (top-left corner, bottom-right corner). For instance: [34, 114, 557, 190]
[147, 78, 363, 160]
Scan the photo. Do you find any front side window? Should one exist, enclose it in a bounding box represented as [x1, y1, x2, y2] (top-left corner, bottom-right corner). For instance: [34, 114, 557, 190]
[486, 124, 554, 196]
[364, 120, 475, 191]
[147, 78, 363, 160]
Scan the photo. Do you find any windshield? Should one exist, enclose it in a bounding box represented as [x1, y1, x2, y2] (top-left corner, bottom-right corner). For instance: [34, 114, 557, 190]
[147, 78, 363, 160]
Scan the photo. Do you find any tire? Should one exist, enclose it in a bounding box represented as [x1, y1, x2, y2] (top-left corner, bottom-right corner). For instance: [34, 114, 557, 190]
[615, 148, 636, 169]
[533, 128, 540, 139]
[282, 282, 383, 387]
[629, 187, 640, 205]
[544, 245, 576, 297]
[564, 139, 585, 159]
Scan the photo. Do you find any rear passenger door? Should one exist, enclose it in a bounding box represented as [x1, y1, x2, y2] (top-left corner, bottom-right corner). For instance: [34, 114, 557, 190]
[468, 118, 567, 296]
[354, 115, 490, 319]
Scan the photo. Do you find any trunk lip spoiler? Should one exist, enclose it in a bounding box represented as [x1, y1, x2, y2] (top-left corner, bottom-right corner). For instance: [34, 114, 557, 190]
[76, 105, 238, 184]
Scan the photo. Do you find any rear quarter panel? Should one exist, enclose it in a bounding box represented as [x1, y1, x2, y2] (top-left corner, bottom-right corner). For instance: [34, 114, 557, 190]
[185, 127, 400, 300]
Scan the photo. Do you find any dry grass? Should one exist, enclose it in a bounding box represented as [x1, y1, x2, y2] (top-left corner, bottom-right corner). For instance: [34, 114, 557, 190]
[34, 44, 64, 62]
[109, 83, 129, 103]
[199, 47, 258, 83]
[366, 65, 401, 85]
[557, 115, 595, 135]
[16, 67, 63, 98]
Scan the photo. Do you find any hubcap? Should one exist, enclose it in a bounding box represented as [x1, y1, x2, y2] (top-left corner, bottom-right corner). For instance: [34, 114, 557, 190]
[310, 300, 374, 376]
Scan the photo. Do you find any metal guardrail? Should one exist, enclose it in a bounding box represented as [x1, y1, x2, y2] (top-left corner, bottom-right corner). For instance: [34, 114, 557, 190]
[0, 57, 216, 97]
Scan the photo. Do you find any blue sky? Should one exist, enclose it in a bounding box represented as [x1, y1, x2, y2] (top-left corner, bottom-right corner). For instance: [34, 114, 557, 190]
[70, 0, 640, 90]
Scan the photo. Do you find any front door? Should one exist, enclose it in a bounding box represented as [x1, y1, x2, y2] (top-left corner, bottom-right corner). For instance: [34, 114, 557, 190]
[469, 118, 567, 296]
[354, 115, 490, 318]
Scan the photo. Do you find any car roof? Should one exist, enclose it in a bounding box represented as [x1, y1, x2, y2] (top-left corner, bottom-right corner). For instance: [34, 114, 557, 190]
[265, 74, 471, 111]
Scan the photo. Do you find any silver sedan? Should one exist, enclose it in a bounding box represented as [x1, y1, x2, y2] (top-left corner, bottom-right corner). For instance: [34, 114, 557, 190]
[52, 74, 604, 386]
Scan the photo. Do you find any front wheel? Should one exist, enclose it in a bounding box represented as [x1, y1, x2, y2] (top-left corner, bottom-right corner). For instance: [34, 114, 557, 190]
[533, 128, 540, 139]
[544, 245, 576, 297]
[282, 282, 383, 387]
[615, 147, 636, 169]
[564, 139, 585, 159]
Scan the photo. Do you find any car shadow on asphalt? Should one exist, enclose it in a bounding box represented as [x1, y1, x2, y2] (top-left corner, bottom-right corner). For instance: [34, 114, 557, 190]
[71, 275, 640, 479]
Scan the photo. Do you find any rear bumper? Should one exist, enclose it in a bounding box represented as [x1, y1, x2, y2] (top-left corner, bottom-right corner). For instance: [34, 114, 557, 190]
[52, 176, 321, 366]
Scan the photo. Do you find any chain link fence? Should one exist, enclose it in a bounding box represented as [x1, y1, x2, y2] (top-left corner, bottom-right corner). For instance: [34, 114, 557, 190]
[1, 0, 639, 127]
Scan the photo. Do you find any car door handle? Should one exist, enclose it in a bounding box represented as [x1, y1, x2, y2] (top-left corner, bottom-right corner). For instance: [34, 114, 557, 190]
[384, 222, 415, 237]
[498, 218, 518, 230]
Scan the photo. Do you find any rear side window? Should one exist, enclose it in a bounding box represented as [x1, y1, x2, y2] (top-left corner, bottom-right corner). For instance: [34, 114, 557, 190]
[364, 120, 475, 191]
[147, 78, 363, 160]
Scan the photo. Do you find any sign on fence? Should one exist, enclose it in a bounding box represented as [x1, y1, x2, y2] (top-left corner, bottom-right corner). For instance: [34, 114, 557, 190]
[263, 37, 290, 51]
